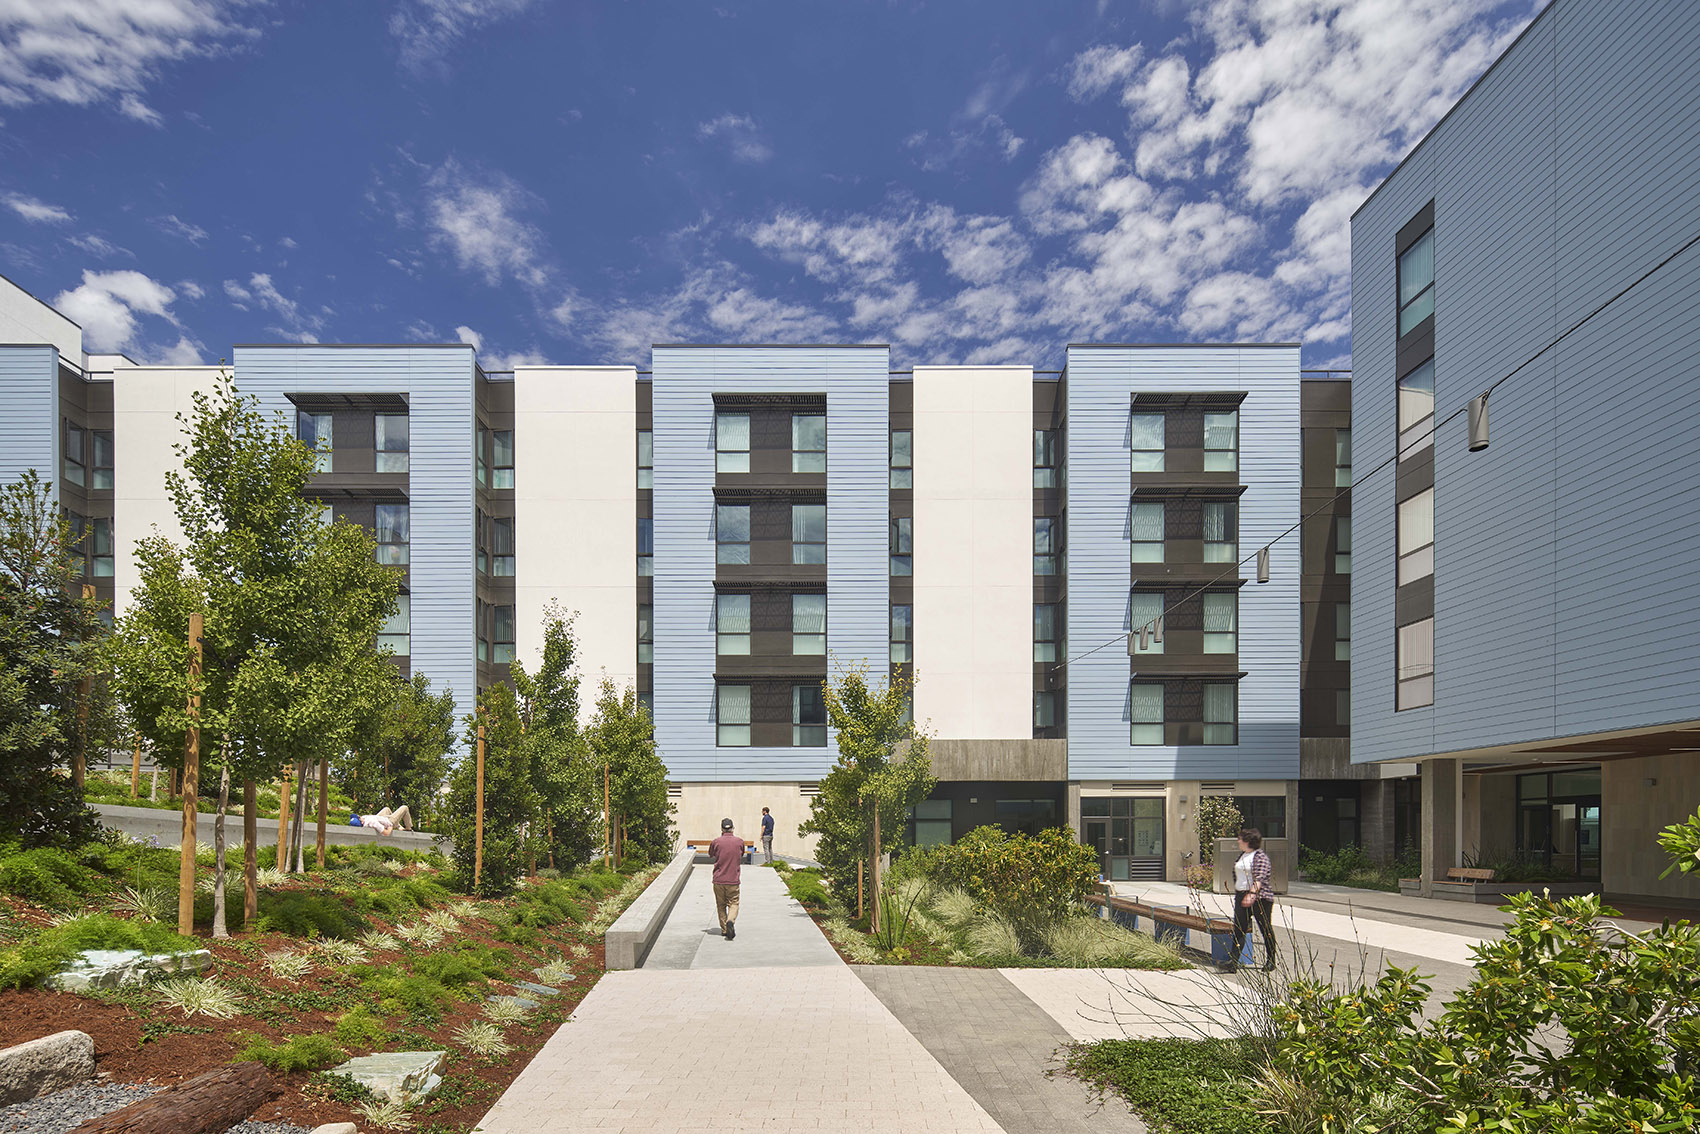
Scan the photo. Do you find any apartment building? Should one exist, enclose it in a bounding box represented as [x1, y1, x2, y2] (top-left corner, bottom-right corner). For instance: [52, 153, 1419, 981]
[1349, 0, 1700, 901]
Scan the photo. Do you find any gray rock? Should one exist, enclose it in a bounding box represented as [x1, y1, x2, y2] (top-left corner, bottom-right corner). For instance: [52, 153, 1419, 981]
[0, 1031, 95, 1106]
[512, 980, 559, 998]
[308, 1124, 359, 1134]
[44, 948, 213, 992]
[493, 995, 539, 1011]
[328, 1051, 448, 1105]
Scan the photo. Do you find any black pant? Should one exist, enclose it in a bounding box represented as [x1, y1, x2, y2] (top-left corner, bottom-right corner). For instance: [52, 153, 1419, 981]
[1231, 891, 1276, 968]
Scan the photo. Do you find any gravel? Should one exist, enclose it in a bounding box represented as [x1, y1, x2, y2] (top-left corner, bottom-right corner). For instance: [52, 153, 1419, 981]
[0, 1081, 312, 1134]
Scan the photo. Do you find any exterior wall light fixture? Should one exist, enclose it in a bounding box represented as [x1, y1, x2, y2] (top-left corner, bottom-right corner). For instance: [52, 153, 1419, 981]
[1468, 392, 1491, 451]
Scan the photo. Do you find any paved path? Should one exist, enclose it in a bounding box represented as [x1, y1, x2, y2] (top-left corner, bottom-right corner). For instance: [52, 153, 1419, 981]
[644, 862, 840, 969]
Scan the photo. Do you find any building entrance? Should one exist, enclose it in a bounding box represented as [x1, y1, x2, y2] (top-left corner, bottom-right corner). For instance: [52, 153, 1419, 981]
[1081, 796, 1164, 880]
[1515, 769, 1601, 879]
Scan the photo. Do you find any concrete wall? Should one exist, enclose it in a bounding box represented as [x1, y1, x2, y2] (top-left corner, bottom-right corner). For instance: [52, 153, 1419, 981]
[910, 365, 1033, 740]
[1603, 754, 1700, 903]
[925, 739, 1066, 782]
[671, 781, 820, 861]
[513, 366, 638, 695]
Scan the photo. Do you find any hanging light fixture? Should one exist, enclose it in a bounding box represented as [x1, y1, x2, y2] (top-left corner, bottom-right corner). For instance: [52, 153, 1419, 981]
[1138, 624, 1152, 651]
[1152, 616, 1164, 645]
[1468, 392, 1491, 452]
[1256, 546, 1271, 583]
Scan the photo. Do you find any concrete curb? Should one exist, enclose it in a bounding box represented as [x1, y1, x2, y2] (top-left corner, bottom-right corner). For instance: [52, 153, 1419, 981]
[604, 847, 695, 970]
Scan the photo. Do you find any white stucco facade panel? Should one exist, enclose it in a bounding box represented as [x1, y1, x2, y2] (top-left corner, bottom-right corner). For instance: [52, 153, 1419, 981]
[0, 274, 83, 366]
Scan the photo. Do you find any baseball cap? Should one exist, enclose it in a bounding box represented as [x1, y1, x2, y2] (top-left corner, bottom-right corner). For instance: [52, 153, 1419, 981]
[721, 818, 734, 830]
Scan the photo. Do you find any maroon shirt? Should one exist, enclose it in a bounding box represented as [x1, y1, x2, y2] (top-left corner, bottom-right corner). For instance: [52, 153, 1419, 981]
[709, 833, 744, 885]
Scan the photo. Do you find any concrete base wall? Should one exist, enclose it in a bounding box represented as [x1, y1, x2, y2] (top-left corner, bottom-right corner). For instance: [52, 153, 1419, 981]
[672, 782, 820, 862]
[1603, 753, 1700, 903]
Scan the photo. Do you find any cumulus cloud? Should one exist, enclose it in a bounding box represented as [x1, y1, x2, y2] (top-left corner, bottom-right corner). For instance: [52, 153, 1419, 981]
[421, 158, 548, 288]
[454, 325, 482, 351]
[51, 269, 190, 356]
[390, 0, 538, 75]
[696, 114, 773, 163]
[3, 193, 71, 223]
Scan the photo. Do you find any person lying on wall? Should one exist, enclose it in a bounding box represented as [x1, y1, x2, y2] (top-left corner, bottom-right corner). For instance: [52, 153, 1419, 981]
[349, 804, 413, 834]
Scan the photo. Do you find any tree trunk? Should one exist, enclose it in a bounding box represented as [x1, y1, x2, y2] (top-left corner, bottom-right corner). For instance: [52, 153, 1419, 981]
[870, 805, 882, 934]
[212, 761, 230, 939]
[275, 772, 291, 871]
[149, 765, 159, 802]
[242, 779, 258, 925]
[68, 1063, 278, 1134]
[315, 759, 328, 870]
[290, 761, 309, 874]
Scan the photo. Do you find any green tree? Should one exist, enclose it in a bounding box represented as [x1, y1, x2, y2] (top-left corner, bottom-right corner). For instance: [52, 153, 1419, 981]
[340, 671, 456, 827]
[511, 606, 598, 869]
[584, 679, 671, 866]
[442, 683, 533, 896]
[1196, 796, 1245, 867]
[0, 471, 105, 848]
[799, 660, 935, 923]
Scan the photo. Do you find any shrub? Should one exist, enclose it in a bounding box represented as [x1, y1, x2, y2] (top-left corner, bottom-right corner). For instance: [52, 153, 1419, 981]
[929, 826, 1098, 947]
[1039, 914, 1183, 970]
[0, 915, 198, 990]
[965, 912, 1023, 959]
[452, 1020, 512, 1057]
[353, 1098, 414, 1130]
[929, 887, 977, 929]
[264, 951, 314, 980]
[254, 892, 366, 938]
[0, 846, 95, 907]
[1298, 844, 1394, 890]
[782, 869, 831, 909]
[234, 1032, 348, 1074]
[511, 880, 583, 928]
[155, 977, 244, 1019]
[110, 885, 172, 922]
[332, 1006, 389, 1049]
[413, 942, 510, 989]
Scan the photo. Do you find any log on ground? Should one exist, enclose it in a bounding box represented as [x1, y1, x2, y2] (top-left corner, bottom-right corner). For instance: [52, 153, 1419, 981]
[68, 1063, 279, 1134]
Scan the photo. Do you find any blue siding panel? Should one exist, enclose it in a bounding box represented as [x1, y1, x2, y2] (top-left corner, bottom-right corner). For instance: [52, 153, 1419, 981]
[651, 346, 889, 782]
[0, 346, 60, 500]
[1065, 345, 1301, 780]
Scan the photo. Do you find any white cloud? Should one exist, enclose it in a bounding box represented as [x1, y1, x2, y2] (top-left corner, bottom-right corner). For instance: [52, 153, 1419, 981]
[1066, 44, 1142, 100]
[51, 269, 180, 354]
[0, 1, 261, 120]
[68, 233, 130, 257]
[696, 114, 773, 163]
[389, 0, 537, 76]
[175, 279, 205, 300]
[454, 325, 482, 351]
[154, 335, 204, 364]
[3, 193, 71, 223]
[222, 271, 324, 339]
[421, 158, 548, 288]
[152, 214, 209, 243]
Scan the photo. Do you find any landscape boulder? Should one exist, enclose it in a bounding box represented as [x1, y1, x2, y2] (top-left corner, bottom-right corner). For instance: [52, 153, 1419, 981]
[328, 1051, 449, 1104]
[45, 948, 213, 992]
[0, 1030, 95, 1105]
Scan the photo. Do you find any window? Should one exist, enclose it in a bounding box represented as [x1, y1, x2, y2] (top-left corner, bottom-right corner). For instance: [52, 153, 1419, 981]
[476, 427, 489, 486]
[1336, 688, 1350, 727]
[1034, 691, 1056, 730]
[1034, 516, 1058, 575]
[1203, 411, 1238, 472]
[1034, 429, 1058, 486]
[1233, 796, 1286, 840]
[716, 594, 751, 655]
[793, 684, 827, 747]
[637, 430, 653, 490]
[64, 512, 85, 570]
[792, 593, 826, 655]
[491, 430, 514, 489]
[792, 413, 826, 473]
[636, 690, 653, 718]
[1203, 592, 1237, 653]
[62, 422, 86, 487]
[91, 430, 113, 490]
[1130, 414, 1164, 472]
[1129, 592, 1163, 656]
[1130, 502, 1164, 563]
[890, 430, 912, 489]
[792, 503, 826, 564]
[320, 503, 335, 526]
[1203, 683, 1237, 744]
[375, 504, 409, 566]
[1398, 358, 1435, 458]
[1398, 227, 1434, 336]
[717, 685, 751, 746]
[88, 517, 113, 578]
[1335, 602, 1350, 661]
[890, 604, 912, 664]
[638, 604, 653, 665]
[490, 516, 515, 577]
[1335, 428, 1352, 487]
[375, 413, 409, 473]
[1335, 516, 1352, 574]
[912, 799, 952, 848]
[379, 594, 410, 655]
[492, 603, 515, 664]
[638, 517, 654, 576]
[1203, 501, 1237, 563]
[715, 412, 749, 473]
[1397, 617, 1434, 709]
[890, 517, 913, 575]
[1131, 682, 1164, 745]
[1034, 603, 1059, 662]
[1398, 488, 1434, 584]
[715, 504, 750, 565]
[476, 599, 489, 662]
[476, 507, 489, 574]
[296, 411, 332, 473]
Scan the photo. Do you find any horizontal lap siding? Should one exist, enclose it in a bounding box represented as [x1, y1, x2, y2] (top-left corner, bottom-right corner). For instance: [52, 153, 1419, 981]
[652, 347, 888, 782]
[0, 346, 59, 498]
[1065, 346, 1300, 780]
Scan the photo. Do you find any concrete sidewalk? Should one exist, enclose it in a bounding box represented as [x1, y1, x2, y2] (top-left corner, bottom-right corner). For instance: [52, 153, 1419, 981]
[643, 861, 841, 969]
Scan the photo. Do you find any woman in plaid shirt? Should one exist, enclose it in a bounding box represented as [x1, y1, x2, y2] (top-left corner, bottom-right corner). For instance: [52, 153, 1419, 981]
[1227, 826, 1277, 973]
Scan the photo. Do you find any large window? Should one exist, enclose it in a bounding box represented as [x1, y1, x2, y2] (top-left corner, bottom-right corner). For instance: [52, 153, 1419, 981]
[716, 504, 750, 564]
[792, 413, 826, 473]
[792, 684, 827, 747]
[1335, 602, 1350, 661]
[1335, 516, 1352, 574]
[491, 516, 515, 577]
[296, 411, 332, 472]
[379, 594, 410, 655]
[1034, 429, 1058, 486]
[1203, 410, 1238, 472]
[491, 430, 514, 489]
[1398, 488, 1435, 584]
[376, 413, 409, 473]
[1130, 413, 1164, 472]
[1398, 358, 1435, 458]
[715, 412, 749, 473]
[638, 517, 654, 576]
[375, 504, 409, 566]
[1203, 592, 1237, 653]
[716, 594, 751, 655]
[476, 427, 489, 486]
[637, 430, 653, 490]
[890, 604, 912, 664]
[1233, 796, 1286, 840]
[476, 599, 489, 662]
[638, 603, 653, 664]
[890, 517, 913, 576]
[1203, 501, 1237, 563]
[792, 593, 826, 655]
[1398, 227, 1435, 335]
[1397, 617, 1434, 710]
[717, 685, 751, 747]
[1034, 691, 1056, 730]
[1337, 689, 1350, 727]
[792, 503, 826, 564]
[1203, 683, 1237, 744]
[912, 799, 952, 848]
[891, 430, 913, 489]
[1130, 502, 1164, 563]
[1130, 682, 1164, 745]
[63, 421, 86, 487]
[1335, 428, 1352, 487]
[87, 517, 113, 577]
[491, 604, 515, 664]
[91, 430, 113, 490]
[1034, 603, 1059, 662]
[1034, 516, 1058, 575]
[1129, 592, 1163, 656]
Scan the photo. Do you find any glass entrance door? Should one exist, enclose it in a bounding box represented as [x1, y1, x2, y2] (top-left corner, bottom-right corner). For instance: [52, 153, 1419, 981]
[1081, 797, 1165, 881]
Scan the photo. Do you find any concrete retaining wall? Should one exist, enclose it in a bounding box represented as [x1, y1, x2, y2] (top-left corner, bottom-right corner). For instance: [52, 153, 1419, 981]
[604, 847, 695, 970]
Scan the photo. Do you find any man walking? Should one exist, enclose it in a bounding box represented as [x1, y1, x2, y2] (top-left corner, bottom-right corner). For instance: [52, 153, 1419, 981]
[710, 817, 743, 940]
[760, 806, 775, 863]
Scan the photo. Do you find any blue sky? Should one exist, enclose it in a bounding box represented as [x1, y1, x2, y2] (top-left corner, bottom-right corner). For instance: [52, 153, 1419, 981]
[0, 0, 1536, 370]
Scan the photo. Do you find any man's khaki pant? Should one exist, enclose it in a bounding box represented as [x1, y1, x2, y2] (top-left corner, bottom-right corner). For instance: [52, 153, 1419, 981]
[714, 883, 740, 932]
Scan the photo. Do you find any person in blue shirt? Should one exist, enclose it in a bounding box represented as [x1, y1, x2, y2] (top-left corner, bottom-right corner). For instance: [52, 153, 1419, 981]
[760, 807, 775, 863]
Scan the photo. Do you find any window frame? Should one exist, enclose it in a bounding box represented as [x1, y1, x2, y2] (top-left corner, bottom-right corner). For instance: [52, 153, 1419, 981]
[295, 411, 332, 473]
[637, 430, 653, 490]
[1335, 516, 1352, 574]
[1129, 591, 1163, 656]
[1203, 410, 1238, 472]
[1202, 591, 1237, 654]
[1034, 516, 1059, 575]
[1398, 358, 1436, 459]
[491, 603, 516, 664]
[63, 420, 87, 487]
[1397, 487, 1435, 585]
[716, 593, 752, 656]
[792, 502, 827, 565]
[1130, 501, 1164, 563]
[1129, 413, 1165, 473]
[715, 504, 750, 565]
[792, 413, 827, 474]
[792, 592, 827, 655]
[792, 683, 827, 747]
[490, 515, 515, 577]
[1335, 602, 1351, 661]
[1130, 681, 1164, 746]
[1034, 602, 1059, 662]
[1335, 428, 1352, 487]
[1034, 690, 1056, 730]
[1203, 500, 1237, 564]
[375, 503, 410, 566]
[890, 430, 913, 489]
[1396, 617, 1435, 710]
[890, 604, 913, 665]
[638, 516, 655, 576]
[1203, 682, 1238, 745]
[638, 603, 653, 665]
[379, 593, 410, 655]
[1398, 226, 1435, 336]
[491, 429, 514, 489]
[1034, 428, 1059, 486]
[375, 413, 409, 474]
[90, 430, 114, 490]
[715, 412, 750, 474]
[890, 516, 913, 576]
[87, 516, 114, 578]
[717, 684, 752, 747]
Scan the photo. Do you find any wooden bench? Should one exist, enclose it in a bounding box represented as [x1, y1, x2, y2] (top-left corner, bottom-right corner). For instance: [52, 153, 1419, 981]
[685, 838, 757, 864]
[1086, 893, 1254, 964]
[1446, 867, 1496, 883]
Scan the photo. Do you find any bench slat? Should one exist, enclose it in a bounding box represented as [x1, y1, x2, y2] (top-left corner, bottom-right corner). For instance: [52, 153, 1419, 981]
[1445, 867, 1497, 882]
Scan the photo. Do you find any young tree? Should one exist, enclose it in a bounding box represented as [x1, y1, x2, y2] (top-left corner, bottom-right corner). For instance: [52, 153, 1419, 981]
[584, 679, 671, 866]
[442, 683, 533, 896]
[0, 471, 104, 848]
[799, 660, 935, 921]
[340, 670, 456, 828]
[511, 606, 598, 869]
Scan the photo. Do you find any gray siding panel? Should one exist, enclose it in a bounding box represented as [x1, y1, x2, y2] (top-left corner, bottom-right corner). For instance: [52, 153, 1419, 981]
[233, 347, 479, 734]
[0, 346, 59, 499]
[652, 346, 888, 782]
[1349, 0, 1700, 763]
[1065, 345, 1301, 780]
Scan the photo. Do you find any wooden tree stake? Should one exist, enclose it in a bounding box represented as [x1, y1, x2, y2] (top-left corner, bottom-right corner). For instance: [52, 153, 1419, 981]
[276, 769, 292, 869]
[315, 758, 328, 870]
[178, 611, 203, 936]
[242, 778, 258, 924]
[474, 710, 486, 890]
[130, 737, 141, 798]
